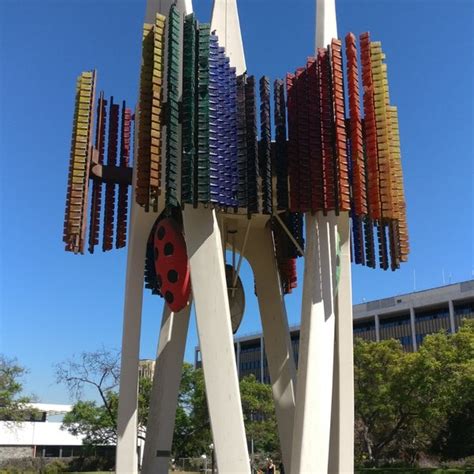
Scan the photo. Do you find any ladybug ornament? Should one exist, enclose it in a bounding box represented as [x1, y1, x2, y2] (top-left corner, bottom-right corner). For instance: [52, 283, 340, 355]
[153, 218, 191, 312]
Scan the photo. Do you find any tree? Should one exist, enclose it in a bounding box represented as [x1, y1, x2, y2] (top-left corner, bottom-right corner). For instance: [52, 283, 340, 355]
[0, 355, 35, 421]
[56, 348, 151, 445]
[56, 354, 203, 454]
[55, 354, 283, 462]
[432, 319, 474, 459]
[172, 363, 211, 458]
[170, 369, 279, 460]
[240, 374, 279, 456]
[354, 319, 474, 466]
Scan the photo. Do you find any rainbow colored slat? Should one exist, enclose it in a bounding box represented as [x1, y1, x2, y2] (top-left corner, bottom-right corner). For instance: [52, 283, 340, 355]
[88, 92, 107, 254]
[63, 70, 96, 254]
[64, 73, 131, 254]
[116, 104, 132, 249]
[345, 33, 367, 217]
[135, 14, 165, 211]
[64, 2, 408, 282]
[149, 14, 165, 211]
[285, 33, 408, 270]
[103, 99, 119, 251]
[274, 79, 289, 211]
[165, 6, 180, 208]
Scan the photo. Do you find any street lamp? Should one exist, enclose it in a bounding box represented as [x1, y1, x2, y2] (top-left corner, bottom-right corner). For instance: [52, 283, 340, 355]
[201, 454, 207, 473]
[209, 443, 215, 472]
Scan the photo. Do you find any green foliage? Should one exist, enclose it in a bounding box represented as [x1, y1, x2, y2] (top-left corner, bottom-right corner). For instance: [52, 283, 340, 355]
[240, 374, 279, 455]
[62, 397, 117, 445]
[56, 349, 150, 446]
[67, 454, 115, 471]
[0, 456, 114, 473]
[0, 457, 68, 473]
[172, 363, 212, 457]
[354, 319, 474, 466]
[138, 375, 153, 430]
[43, 459, 69, 473]
[355, 469, 468, 473]
[56, 321, 474, 467]
[433, 320, 474, 460]
[0, 355, 35, 421]
[61, 379, 151, 446]
[170, 367, 280, 459]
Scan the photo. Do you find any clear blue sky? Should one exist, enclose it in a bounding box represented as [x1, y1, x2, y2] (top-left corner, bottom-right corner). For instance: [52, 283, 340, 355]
[0, 0, 473, 404]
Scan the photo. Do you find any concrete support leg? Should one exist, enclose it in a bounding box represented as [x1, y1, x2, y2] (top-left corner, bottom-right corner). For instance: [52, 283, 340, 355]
[448, 300, 456, 333]
[410, 306, 417, 351]
[183, 206, 250, 473]
[375, 314, 380, 342]
[116, 208, 156, 474]
[246, 225, 297, 472]
[291, 212, 336, 473]
[329, 213, 355, 473]
[142, 303, 192, 474]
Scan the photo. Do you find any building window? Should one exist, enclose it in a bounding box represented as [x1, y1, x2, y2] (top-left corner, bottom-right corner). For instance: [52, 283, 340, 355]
[415, 306, 451, 337]
[379, 314, 412, 351]
[44, 446, 60, 457]
[454, 302, 474, 329]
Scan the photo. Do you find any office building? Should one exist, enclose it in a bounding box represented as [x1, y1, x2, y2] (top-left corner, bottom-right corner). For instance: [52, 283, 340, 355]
[195, 280, 474, 383]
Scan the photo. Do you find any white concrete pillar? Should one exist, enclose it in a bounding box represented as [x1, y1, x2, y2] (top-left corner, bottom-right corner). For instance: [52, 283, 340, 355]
[448, 300, 456, 333]
[116, 1, 193, 471]
[375, 314, 380, 342]
[142, 304, 191, 474]
[246, 225, 297, 471]
[210, 0, 247, 75]
[116, 81, 158, 470]
[291, 213, 336, 473]
[183, 206, 250, 473]
[146, 0, 193, 23]
[316, 0, 337, 49]
[329, 212, 354, 474]
[116, 204, 156, 474]
[410, 306, 417, 351]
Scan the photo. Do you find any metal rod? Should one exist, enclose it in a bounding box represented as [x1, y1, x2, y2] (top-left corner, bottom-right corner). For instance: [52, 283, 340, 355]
[274, 213, 305, 257]
[231, 218, 251, 296]
[232, 232, 236, 281]
[220, 213, 226, 260]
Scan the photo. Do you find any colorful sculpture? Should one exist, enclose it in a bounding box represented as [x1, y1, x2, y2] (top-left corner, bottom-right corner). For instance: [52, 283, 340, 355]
[62, 0, 408, 472]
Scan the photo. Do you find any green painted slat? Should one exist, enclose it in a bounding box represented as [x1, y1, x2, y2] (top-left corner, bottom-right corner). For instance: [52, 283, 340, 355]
[196, 24, 211, 203]
[165, 4, 181, 208]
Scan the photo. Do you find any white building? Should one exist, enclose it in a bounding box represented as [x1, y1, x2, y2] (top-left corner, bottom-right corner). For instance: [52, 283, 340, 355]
[0, 403, 84, 460]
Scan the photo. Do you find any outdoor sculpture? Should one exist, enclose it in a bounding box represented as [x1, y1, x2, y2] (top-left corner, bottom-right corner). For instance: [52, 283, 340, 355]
[62, 0, 408, 472]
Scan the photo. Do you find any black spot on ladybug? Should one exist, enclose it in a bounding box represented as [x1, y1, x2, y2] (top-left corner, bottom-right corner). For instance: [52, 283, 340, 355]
[154, 247, 159, 260]
[168, 269, 178, 283]
[164, 242, 174, 256]
[157, 226, 165, 240]
[165, 291, 174, 304]
[156, 274, 162, 288]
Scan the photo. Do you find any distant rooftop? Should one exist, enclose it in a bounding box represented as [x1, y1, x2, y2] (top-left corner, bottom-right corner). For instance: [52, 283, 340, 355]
[27, 403, 73, 415]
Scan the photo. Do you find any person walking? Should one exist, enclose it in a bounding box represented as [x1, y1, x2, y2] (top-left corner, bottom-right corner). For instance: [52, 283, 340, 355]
[266, 459, 275, 474]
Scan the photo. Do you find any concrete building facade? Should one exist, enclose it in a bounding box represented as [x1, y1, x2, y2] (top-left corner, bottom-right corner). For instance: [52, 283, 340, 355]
[195, 280, 474, 383]
[0, 404, 84, 460]
[138, 359, 156, 381]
